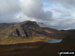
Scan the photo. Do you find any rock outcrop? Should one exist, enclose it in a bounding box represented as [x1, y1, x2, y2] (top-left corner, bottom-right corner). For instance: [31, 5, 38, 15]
[9, 21, 62, 39]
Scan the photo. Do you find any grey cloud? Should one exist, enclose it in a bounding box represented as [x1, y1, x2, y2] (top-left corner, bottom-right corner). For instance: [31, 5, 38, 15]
[0, 0, 52, 23]
[0, 0, 20, 23]
[47, 0, 75, 9]
[0, 0, 75, 30]
[0, 0, 20, 14]
[19, 0, 75, 30]
[19, 0, 52, 21]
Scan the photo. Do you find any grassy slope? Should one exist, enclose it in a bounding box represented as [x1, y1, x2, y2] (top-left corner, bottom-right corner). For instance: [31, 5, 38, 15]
[0, 36, 55, 45]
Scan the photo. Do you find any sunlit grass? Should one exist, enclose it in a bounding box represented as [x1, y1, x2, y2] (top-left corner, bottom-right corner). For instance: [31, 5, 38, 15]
[0, 36, 56, 45]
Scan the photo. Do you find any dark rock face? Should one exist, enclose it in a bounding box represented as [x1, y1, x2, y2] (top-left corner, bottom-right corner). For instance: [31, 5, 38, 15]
[21, 21, 40, 28]
[9, 21, 41, 38]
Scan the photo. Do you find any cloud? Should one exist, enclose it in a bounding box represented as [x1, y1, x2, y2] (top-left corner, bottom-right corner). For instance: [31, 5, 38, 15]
[19, 0, 52, 21]
[47, 0, 75, 9]
[0, 0, 20, 23]
[0, 0, 52, 22]
[0, 0, 75, 30]
[0, 0, 20, 14]
[46, 13, 75, 30]
[43, 0, 75, 30]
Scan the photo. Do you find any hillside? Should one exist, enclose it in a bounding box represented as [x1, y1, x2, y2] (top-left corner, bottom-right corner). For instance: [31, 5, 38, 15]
[0, 21, 62, 44]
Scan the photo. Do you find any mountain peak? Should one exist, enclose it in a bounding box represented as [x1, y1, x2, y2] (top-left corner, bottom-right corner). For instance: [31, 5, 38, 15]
[20, 21, 40, 29]
[0, 21, 62, 44]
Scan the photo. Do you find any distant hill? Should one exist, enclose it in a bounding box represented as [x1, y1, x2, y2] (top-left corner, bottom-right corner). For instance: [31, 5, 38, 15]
[0, 23, 13, 29]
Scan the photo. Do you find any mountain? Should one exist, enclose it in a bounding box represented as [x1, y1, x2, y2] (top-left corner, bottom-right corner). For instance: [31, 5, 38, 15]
[0, 21, 62, 44]
[0, 21, 75, 44]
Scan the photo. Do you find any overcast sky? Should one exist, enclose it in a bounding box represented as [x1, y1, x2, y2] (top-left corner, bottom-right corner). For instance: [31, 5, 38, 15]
[0, 0, 75, 30]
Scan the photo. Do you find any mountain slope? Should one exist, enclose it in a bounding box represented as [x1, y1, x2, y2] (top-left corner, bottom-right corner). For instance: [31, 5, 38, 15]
[1, 21, 74, 44]
[0, 21, 61, 44]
